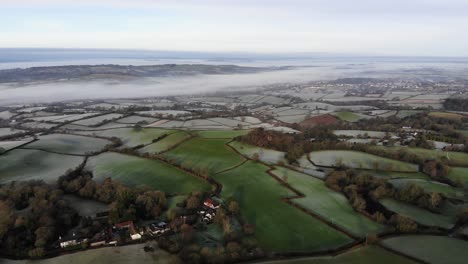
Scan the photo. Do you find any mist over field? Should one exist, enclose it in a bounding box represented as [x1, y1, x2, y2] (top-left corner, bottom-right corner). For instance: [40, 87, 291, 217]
[1, 61, 468, 106]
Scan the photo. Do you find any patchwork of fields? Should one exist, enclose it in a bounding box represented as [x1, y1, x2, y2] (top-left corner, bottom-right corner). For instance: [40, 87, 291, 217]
[1, 107, 467, 263]
[272, 168, 387, 237]
[214, 161, 354, 252]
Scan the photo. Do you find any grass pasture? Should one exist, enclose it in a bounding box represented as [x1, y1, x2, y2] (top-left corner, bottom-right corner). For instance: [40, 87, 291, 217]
[381, 235, 468, 264]
[72, 113, 123, 126]
[0, 128, 25, 137]
[372, 146, 468, 167]
[380, 198, 455, 229]
[139, 131, 192, 154]
[23, 134, 110, 155]
[163, 138, 245, 175]
[76, 128, 172, 147]
[196, 129, 249, 139]
[229, 141, 286, 165]
[0, 149, 84, 183]
[0, 139, 34, 153]
[214, 161, 353, 252]
[389, 179, 465, 200]
[0, 244, 181, 264]
[309, 150, 418, 172]
[272, 168, 386, 237]
[258, 245, 417, 264]
[332, 111, 366, 122]
[429, 112, 466, 121]
[447, 167, 468, 187]
[86, 152, 211, 194]
[115, 115, 158, 124]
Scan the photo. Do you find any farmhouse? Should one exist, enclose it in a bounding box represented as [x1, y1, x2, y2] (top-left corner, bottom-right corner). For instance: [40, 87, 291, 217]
[203, 198, 220, 210]
[114, 221, 142, 240]
[147, 221, 171, 236]
[58, 233, 87, 249]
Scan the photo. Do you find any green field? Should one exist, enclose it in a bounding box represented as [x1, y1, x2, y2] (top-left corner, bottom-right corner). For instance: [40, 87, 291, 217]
[389, 179, 465, 200]
[332, 111, 365, 122]
[258, 245, 417, 264]
[371, 146, 468, 167]
[380, 198, 455, 229]
[309, 150, 418, 172]
[22, 134, 110, 155]
[86, 152, 211, 194]
[72, 113, 123, 126]
[0, 244, 181, 264]
[163, 138, 245, 175]
[139, 131, 192, 154]
[76, 128, 173, 147]
[229, 141, 286, 165]
[0, 139, 33, 153]
[196, 129, 250, 139]
[447, 167, 468, 187]
[214, 161, 353, 252]
[272, 168, 386, 237]
[381, 235, 468, 264]
[429, 112, 466, 121]
[0, 149, 84, 183]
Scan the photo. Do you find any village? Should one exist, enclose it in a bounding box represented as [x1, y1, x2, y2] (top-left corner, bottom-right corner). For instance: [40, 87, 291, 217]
[56, 197, 221, 252]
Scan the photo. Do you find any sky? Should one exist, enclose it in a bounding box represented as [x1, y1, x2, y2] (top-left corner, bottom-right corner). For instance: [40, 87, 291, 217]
[1, 0, 467, 57]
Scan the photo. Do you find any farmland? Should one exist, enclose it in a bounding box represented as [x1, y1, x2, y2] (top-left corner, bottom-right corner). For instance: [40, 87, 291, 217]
[381, 235, 468, 264]
[139, 131, 192, 154]
[380, 198, 455, 229]
[196, 129, 250, 139]
[0, 69, 468, 263]
[447, 167, 468, 187]
[272, 168, 386, 237]
[371, 146, 468, 167]
[308, 150, 418, 172]
[75, 127, 172, 147]
[389, 178, 465, 200]
[229, 141, 286, 165]
[163, 138, 245, 175]
[258, 245, 417, 264]
[0, 244, 181, 264]
[72, 113, 124, 126]
[85, 152, 211, 194]
[214, 161, 354, 252]
[0, 149, 84, 183]
[0, 128, 25, 137]
[22, 134, 110, 155]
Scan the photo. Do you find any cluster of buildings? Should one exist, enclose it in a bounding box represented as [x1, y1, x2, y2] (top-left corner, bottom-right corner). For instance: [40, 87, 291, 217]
[57, 197, 224, 251]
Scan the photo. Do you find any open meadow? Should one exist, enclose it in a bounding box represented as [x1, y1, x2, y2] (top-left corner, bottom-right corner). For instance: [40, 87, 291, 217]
[85, 152, 211, 194]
